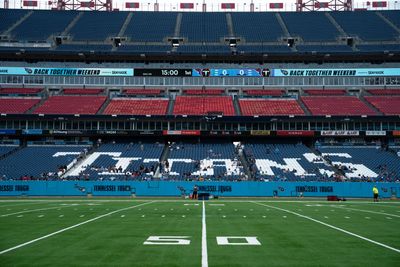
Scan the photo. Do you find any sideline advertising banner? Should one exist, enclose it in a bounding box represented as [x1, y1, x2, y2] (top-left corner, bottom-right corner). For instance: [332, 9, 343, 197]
[0, 67, 133, 76]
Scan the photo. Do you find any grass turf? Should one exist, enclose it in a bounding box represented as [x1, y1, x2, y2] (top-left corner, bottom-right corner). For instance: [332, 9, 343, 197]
[0, 199, 399, 266]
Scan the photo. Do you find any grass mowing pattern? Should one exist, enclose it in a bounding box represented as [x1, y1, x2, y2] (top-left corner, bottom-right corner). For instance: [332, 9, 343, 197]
[0, 199, 399, 266]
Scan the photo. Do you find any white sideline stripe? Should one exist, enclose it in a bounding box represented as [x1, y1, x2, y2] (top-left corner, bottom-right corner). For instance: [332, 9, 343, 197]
[333, 206, 400, 218]
[0, 201, 155, 255]
[253, 202, 400, 254]
[1, 205, 77, 217]
[202, 201, 208, 267]
[0, 202, 53, 208]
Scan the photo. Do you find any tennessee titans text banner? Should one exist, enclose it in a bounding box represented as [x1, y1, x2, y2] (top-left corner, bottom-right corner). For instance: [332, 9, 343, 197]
[272, 68, 400, 77]
[0, 67, 133, 76]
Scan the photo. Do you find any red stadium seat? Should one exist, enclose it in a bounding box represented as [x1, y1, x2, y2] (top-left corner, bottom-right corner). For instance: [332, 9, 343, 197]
[185, 89, 224, 95]
[0, 88, 42, 94]
[33, 96, 106, 115]
[173, 96, 235, 116]
[239, 99, 304, 116]
[367, 89, 400, 95]
[302, 96, 376, 115]
[0, 97, 40, 114]
[244, 89, 284, 96]
[103, 98, 169, 115]
[365, 96, 400, 115]
[123, 89, 162, 96]
[63, 88, 104, 95]
[304, 89, 346, 95]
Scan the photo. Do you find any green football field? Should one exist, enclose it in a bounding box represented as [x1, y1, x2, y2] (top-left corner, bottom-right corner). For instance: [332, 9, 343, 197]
[0, 198, 399, 267]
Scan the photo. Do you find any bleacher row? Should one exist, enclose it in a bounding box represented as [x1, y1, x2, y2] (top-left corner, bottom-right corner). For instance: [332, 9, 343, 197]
[1, 88, 400, 116]
[0, 9, 399, 54]
[0, 142, 399, 182]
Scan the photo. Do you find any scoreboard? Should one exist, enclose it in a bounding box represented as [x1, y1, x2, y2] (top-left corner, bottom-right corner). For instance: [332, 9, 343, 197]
[191, 68, 270, 77]
[2, 67, 396, 77]
[133, 68, 271, 77]
[134, 69, 192, 76]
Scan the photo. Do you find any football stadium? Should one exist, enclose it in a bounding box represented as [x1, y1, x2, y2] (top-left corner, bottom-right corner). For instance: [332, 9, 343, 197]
[0, 0, 400, 266]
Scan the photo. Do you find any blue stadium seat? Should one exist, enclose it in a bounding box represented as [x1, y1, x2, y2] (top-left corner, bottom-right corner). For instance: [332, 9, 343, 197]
[331, 11, 397, 41]
[68, 142, 164, 180]
[116, 45, 171, 54]
[55, 44, 113, 52]
[180, 13, 229, 42]
[166, 143, 243, 180]
[245, 143, 336, 182]
[125, 12, 177, 42]
[0, 145, 88, 180]
[11, 11, 77, 41]
[381, 10, 400, 29]
[69, 12, 128, 41]
[176, 45, 231, 54]
[357, 44, 400, 52]
[0, 145, 17, 157]
[236, 45, 292, 54]
[280, 12, 340, 41]
[0, 9, 28, 34]
[231, 13, 284, 42]
[296, 45, 353, 53]
[317, 146, 400, 182]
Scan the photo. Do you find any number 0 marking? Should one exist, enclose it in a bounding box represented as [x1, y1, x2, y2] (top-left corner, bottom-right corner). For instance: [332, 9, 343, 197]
[143, 236, 191, 245]
[216, 236, 261, 246]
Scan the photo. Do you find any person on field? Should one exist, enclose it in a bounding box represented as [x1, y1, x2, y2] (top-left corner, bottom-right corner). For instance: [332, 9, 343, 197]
[373, 186, 379, 202]
[192, 185, 198, 200]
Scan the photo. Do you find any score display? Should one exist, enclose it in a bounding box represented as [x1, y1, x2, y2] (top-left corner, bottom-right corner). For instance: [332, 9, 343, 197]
[132, 68, 270, 77]
[134, 69, 193, 76]
[192, 69, 270, 77]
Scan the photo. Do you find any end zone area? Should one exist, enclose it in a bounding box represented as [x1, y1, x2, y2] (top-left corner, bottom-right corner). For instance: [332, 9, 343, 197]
[0, 199, 399, 266]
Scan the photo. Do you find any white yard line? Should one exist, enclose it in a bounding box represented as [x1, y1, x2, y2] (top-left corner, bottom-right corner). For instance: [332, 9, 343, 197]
[202, 201, 208, 267]
[333, 206, 400, 218]
[1, 205, 78, 217]
[0, 201, 155, 255]
[252, 202, 400, 254]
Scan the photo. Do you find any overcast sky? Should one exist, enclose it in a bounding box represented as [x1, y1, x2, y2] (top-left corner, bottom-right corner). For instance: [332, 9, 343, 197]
[1, 0, 399, 11]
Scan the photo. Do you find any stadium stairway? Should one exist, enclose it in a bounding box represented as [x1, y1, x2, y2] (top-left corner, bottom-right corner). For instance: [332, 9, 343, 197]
[376, 12, 400, 34]
[26, 94, 48, 114]
[0, 144, 24, 161]
[112, 13, 133, 52]
[174, 13, 183, 37]
[238, 147, 254, 180]
[275, 13, 290, 38]
[325, 13, 347, 37]
[155, 143, 170, 178]
[310, 145, 344, 178]
[118, 12, 134, 37]
[61, 143, 96, 179]
[61, 12, 83, 37]
[97, 97, 112, 115]
[358, 95, 384, 115]
[297, 97, 312, 115]
[233, 96, 242, 116]
[167, 97, 175, 115]
[3, 11, 33, 36]
[226, 13, 235, 37]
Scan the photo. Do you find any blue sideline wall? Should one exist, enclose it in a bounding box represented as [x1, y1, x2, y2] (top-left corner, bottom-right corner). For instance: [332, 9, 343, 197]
[0, 181, 399, 198]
